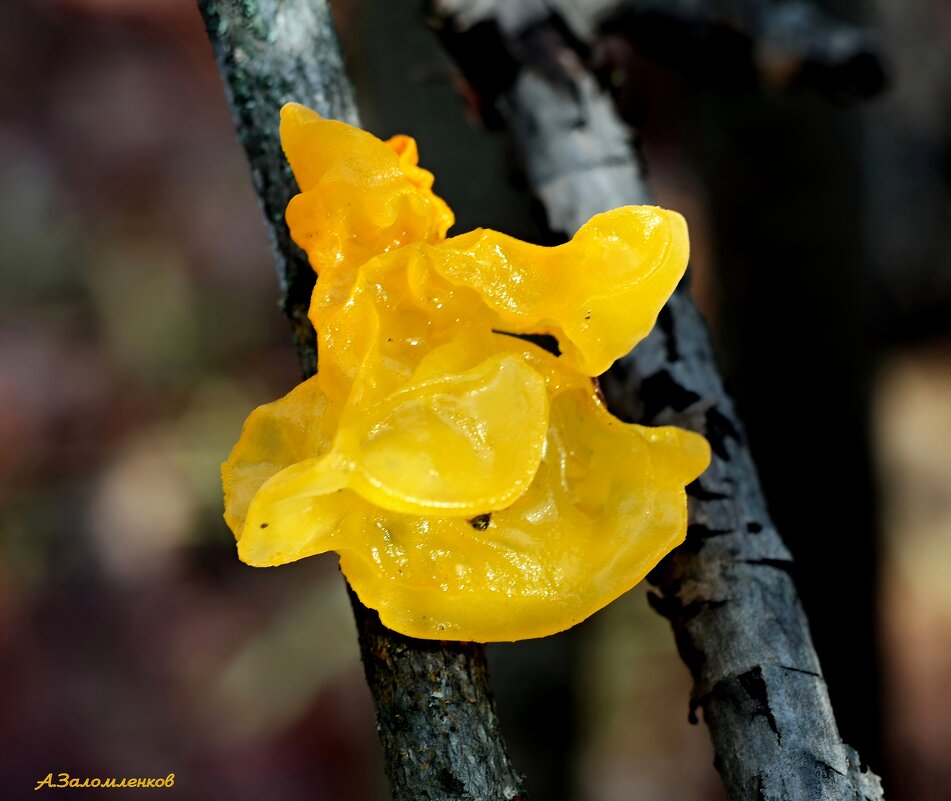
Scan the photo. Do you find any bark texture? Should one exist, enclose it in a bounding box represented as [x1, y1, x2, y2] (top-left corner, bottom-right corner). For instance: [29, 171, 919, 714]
[199, 2, 527, 799]
[430, 3, 885, 800]
[199, 0, 356, 372]
[351, 587, 527, 801]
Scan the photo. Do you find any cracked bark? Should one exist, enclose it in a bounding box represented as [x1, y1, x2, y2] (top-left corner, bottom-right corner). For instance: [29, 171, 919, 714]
[430, 3, 885, 800]
[198, 2, 526, 799]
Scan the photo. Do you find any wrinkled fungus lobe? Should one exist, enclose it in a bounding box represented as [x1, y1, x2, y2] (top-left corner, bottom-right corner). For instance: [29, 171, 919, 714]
[222, 102, 710, 641]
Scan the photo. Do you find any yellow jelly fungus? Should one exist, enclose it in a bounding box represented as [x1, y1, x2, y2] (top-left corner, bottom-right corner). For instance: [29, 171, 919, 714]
[221, 102, 711, 642]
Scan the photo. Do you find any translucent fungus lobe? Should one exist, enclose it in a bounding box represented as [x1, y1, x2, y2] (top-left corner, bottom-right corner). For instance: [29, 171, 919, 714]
[222, 103, 710, 641]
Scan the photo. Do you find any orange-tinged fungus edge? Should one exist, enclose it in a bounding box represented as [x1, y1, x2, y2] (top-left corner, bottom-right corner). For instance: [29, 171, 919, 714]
[221, 104, 711, 641]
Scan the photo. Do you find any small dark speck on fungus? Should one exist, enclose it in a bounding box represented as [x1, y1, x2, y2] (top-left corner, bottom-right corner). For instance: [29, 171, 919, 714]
[469, 513, 491, 531]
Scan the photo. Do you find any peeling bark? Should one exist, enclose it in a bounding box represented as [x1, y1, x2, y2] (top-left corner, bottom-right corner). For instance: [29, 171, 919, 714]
[429, 3, 884, 799]
[199, 2, 526, 798]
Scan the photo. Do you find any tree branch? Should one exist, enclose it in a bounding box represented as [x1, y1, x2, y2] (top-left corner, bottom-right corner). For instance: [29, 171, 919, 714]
[550, 0, 888, 102]
[428, 3, 885, 799]
[198, 2, 526, 798]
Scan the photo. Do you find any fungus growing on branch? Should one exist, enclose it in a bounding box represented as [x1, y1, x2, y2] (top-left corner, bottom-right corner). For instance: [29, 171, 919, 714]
[222, 103, 709, 642]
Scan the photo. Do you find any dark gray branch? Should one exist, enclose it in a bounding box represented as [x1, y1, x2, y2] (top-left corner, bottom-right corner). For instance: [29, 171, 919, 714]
[198, 0, 357, 372]
[350, 587, 528, 801]
[429, 3, 884, 799]
[198, 2, 526, 798]
[590, 0, 887, 101]
[445, 0, 887, 102]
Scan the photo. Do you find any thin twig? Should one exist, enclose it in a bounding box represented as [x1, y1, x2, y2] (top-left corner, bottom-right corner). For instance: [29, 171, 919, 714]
[552, 0, 888, 101]
[198, 1, 527, 798]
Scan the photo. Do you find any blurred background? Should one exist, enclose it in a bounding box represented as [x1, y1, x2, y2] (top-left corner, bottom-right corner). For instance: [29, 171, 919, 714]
[1, 0, 949, 799]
